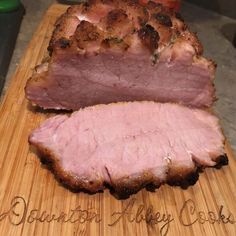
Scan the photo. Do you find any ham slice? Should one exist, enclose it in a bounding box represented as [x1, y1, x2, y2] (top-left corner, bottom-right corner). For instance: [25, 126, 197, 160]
[29, 102, 227, 198]
[25, 0, 216, 110]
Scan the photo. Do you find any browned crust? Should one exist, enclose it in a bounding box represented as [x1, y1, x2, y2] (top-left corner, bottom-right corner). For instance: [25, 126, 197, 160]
[106, 9, 128, 28]
[75, 21, 102, 49]
[48, 5, 82, 54]
[153, 12, 172, 27]
[48, 9, 70, 54]
[47, 1, 204, 56]
[101, 37, 129, 51]
[31, 141, 105, 193]
[30, 138, 228, 199]
[138, 24, 160, 52]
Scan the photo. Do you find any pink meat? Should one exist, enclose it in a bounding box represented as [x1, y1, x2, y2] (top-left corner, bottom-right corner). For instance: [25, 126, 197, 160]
[25, 0, 216, 110]
[29, 102, 227, 197]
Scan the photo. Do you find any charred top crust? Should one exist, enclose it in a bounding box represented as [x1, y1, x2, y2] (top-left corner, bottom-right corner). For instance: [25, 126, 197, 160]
[48, 0, 204, 56]
[106, 9, 128, 28]
[137, 7, 149, 26]
[138, 24, 160, 51]
[75, 21, 101, 49]
[101, 0, 115, 4]
[124, 0, 140, 6]
[175, 12, 184, 21]
[58, 38, 71, 49]
[153, 13, 172, 27]
[101, 37, 129, 50]
[146, 1, 163, 10]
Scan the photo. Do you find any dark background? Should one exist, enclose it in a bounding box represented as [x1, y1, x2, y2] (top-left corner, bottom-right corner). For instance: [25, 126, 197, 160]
[186, 0, 236, 19]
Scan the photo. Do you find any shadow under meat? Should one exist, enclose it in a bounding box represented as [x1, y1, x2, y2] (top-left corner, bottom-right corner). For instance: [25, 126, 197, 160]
[27, 102, 72, 115]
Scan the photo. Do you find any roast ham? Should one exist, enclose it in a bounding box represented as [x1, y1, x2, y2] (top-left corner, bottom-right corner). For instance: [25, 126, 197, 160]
[140, 0, 181, 11]
[25, 0, 216, 110]
[29, 102, 228, 198]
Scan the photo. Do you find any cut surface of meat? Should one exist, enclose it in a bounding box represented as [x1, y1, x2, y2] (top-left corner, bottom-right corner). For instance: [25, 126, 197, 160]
[29, 102, 227, 198]
[25, 0, 216, 110]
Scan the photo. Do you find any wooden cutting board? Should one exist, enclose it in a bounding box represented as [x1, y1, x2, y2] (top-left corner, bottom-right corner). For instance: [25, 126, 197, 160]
[0, 4, 236, 236]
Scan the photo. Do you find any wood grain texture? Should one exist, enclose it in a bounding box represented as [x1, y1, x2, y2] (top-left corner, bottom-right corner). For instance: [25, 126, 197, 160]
[0, 4, 236, 236]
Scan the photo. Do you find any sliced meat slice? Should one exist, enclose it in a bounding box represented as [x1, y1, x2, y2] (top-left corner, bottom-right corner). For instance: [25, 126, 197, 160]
[29, 102, 227, 198]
